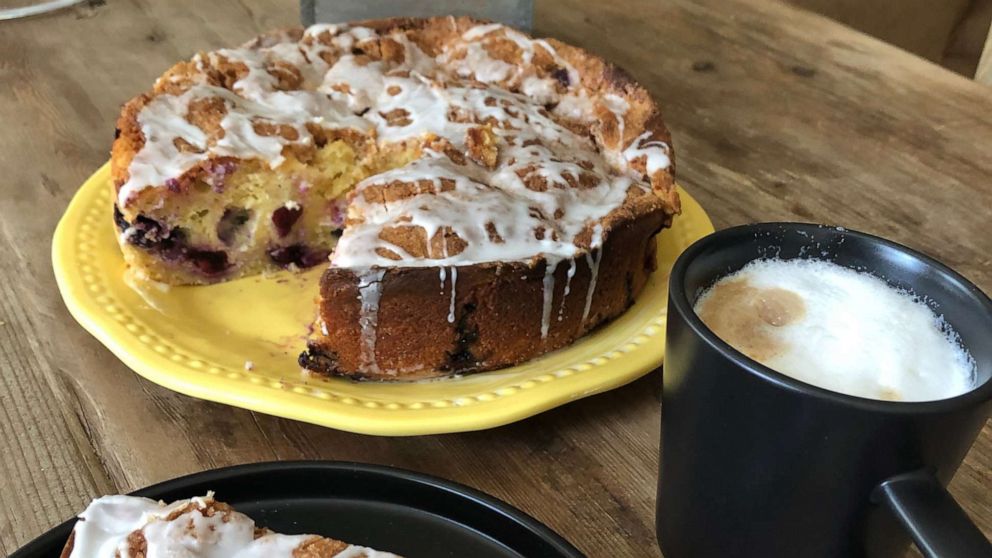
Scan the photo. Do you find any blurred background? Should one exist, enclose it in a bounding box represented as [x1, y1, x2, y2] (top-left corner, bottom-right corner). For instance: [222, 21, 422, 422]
[788, 0, 992, 80]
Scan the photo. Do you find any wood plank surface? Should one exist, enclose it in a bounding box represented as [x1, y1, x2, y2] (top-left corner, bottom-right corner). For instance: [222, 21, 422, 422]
[0, 0, 990, 556]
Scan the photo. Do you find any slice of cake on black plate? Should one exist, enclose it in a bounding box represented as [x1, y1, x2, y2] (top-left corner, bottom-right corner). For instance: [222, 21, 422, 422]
[61, 493, 401, 557]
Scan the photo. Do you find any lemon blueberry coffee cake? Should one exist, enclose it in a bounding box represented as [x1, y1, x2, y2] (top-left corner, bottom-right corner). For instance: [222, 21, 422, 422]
[110, 17, 679, 380]
[61, 493, 400, 557]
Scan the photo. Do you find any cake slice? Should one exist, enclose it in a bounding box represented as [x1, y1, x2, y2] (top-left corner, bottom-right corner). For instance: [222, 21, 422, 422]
[61, 493, 401, 558]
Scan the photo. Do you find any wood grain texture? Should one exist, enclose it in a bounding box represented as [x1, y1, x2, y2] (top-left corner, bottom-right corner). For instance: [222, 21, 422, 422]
[784, 0, 972, 62]
[783, 0, 992, 77]
[0, 0, 990, 556]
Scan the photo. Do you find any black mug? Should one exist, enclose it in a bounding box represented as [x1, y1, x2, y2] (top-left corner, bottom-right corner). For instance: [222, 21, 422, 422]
[657, 223, 992, 558]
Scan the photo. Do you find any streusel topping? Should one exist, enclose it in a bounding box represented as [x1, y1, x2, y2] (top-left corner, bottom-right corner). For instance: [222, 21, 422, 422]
[117, 20, 673, 271]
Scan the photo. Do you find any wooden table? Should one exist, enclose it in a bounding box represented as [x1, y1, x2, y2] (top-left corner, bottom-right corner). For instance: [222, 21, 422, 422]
[1, 0, 990, 555]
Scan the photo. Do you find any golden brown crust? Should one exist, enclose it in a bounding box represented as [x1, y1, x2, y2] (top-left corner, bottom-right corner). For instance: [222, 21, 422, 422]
[303, 201, 670, 379]
[59, 531, 74, 558]
[293, 537, 349, 558]
[111, 95, 149, 195]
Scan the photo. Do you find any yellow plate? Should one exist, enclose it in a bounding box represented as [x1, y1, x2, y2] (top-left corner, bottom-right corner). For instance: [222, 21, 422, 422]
[53, 163, 713, 435]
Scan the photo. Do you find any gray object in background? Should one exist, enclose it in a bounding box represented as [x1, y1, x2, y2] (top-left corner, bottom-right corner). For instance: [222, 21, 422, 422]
[301, 0, 533, 31]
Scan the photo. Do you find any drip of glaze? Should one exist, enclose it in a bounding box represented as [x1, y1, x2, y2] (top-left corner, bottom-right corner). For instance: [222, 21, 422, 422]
[356, 268, 386, 375]
[541, 259, 558, 339]
[447, 267, 458, 323]
[439, 266, 446, 293]
[623, 131, 672, 176]
[557, 257, 577, 322]
[582, 225, 604, 323]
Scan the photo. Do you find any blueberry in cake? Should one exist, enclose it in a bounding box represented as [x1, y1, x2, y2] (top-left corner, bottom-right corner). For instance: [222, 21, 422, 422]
[61, 493, 400, 557]
[111, 17, 679, 380]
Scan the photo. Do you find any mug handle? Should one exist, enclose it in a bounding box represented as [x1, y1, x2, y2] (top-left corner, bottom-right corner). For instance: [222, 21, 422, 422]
[873, 470, 992, 557]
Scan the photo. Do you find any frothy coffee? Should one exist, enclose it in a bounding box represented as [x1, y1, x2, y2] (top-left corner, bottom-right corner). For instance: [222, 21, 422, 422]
[694, 258, 975, 402]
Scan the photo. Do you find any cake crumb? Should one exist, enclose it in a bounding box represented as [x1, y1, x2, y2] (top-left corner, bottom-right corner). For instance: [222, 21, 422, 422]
[244, 360, 254, 371]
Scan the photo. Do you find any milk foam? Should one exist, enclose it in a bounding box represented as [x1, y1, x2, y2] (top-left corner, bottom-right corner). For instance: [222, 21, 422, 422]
[694, 258, 976, 402]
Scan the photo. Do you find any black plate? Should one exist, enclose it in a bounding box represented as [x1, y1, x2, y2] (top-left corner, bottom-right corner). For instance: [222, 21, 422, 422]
[9, 461, 584, 558]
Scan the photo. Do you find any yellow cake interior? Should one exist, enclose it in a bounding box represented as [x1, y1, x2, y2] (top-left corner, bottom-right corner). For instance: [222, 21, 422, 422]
[118, 139, 421, 284]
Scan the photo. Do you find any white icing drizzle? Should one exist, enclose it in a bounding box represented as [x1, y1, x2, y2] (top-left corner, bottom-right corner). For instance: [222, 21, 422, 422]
[582, 224, 604, 322]
[68, 494, 400, 558]
[622, 131, 672, 176]
[557, 257, 577, 322]
[328, 63, 644, 269]
[541, 259, 558, 339]
[447, 266, 458, 323]
[448, 23, 574, 95]
[357, 268, 386, 375]
[553, 90, 595, 122]
[461, 22, 508, 40]
[334, 546, 400, 558]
